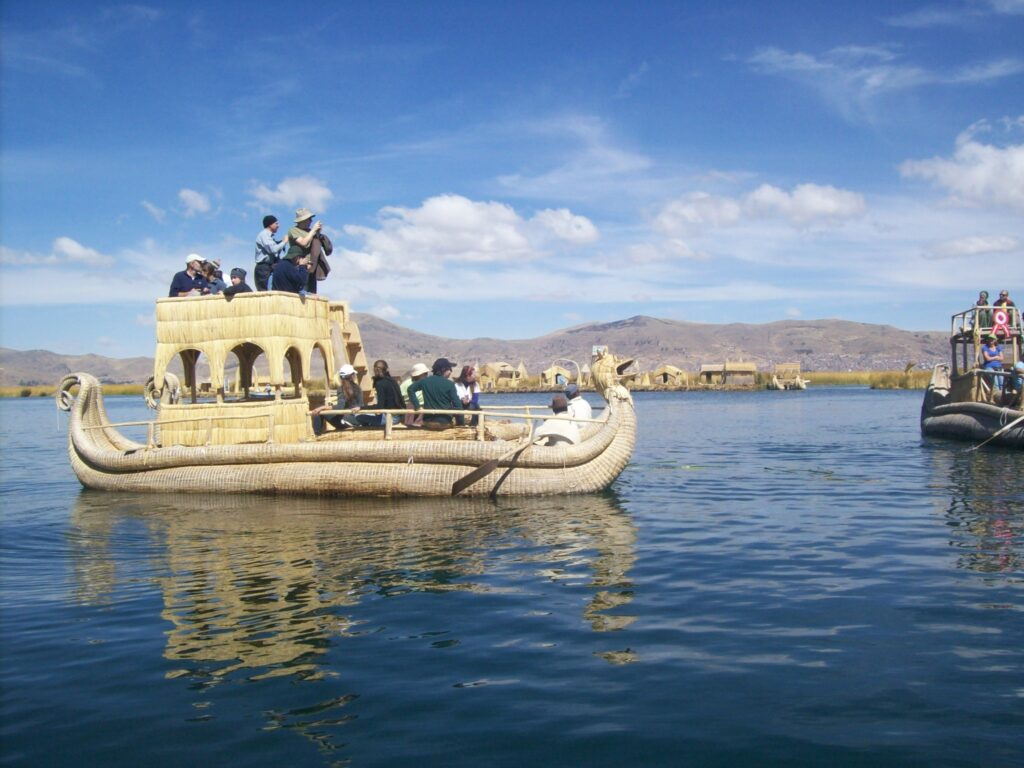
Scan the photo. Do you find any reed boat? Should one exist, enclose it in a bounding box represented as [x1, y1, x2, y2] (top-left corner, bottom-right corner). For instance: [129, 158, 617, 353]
[57, 293, 637, 496]
[921, 303, 1024, 448]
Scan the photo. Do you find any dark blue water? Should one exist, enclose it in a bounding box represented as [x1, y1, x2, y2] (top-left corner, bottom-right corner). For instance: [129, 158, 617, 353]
[1, 390, 1022, 767]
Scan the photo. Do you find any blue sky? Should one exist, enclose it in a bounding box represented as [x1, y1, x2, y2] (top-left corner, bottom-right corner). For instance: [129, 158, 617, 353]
[2, 0, 1023, 357]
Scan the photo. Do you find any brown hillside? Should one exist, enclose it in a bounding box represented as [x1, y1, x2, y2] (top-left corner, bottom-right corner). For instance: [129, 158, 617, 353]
[0, 314, 948, 385]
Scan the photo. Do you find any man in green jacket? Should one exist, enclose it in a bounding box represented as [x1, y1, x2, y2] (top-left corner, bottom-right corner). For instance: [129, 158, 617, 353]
[407, 358, 464, 425]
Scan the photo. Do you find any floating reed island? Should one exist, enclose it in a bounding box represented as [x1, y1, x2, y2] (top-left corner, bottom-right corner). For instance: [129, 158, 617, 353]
[57, 293, 637, 496]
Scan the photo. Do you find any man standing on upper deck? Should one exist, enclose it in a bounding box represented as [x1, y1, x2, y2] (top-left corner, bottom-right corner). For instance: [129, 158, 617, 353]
[254, 215, 288, 291]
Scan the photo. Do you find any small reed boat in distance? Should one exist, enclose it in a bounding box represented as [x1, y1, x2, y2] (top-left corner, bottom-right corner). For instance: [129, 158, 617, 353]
[921, 303, 1023, 448]
[57, 293, 637, 495]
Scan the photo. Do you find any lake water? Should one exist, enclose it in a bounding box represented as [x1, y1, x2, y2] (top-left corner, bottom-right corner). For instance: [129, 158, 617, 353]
[1, 389, 1022, 767]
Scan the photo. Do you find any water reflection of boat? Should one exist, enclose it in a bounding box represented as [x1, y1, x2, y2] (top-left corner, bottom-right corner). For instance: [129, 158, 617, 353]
[921, 304, 1023, 448]
[68, 490, 638, 684]
[928, 447, 1023, 574]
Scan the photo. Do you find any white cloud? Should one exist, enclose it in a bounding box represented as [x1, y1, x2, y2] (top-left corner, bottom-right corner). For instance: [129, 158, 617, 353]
[654, 183, 865, 235]
[900, 121, 1024, 212]
[529, 208, 599, 244]
[370, 304, 401, 320]
[49, 237, 113, 267]
[178, 188, 211, 216]
[141, 200, 165, 223]
[655, 192, 743, 232]
[134, 313, 156, 326]
[250, 175, 334, 213]
[785, 307, 802, 317]
[746, 183, 866, 224]
[925, 235, 1019, 259]
[344, 194, 591, 275]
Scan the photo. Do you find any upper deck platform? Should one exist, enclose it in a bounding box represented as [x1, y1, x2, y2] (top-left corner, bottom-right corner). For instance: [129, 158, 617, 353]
[152, 292, 365, 393]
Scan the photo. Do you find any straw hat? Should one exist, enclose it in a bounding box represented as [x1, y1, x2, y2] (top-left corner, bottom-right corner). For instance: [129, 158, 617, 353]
[294, 208, 315, 223]
[409, 363, 430, 377]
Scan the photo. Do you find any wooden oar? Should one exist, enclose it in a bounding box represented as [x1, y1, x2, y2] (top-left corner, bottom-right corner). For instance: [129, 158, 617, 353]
[966, 412, 1024, 452]
[451, 438, 538, 496]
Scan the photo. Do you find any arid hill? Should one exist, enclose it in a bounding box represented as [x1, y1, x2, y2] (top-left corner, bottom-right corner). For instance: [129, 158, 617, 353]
[0, 314, 948, 386]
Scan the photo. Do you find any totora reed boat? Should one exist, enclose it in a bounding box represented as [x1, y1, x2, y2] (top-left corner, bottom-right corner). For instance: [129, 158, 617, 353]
[921, 303, 1024, 449]
[57, 293, 637, 495]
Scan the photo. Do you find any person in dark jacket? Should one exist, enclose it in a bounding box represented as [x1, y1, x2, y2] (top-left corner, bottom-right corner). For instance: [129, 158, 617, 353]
[407, 357, 463, 425]
[371, 360, 406, 426]
[222, 268, 253, 297]
[270, 251, 310, 295]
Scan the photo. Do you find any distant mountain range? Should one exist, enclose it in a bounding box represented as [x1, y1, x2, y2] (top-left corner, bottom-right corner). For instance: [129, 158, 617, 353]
[0, 314, 949, 386]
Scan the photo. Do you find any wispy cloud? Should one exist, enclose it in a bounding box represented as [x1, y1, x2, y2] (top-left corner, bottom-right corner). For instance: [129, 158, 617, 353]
[924, 234, 1019, 259]
[178, 188, 211, 217]
[887, 0, 1024, 27]
[141, 200, 166, 223]
[748, 45, 1024, 120]
[615, 61, 650, 99]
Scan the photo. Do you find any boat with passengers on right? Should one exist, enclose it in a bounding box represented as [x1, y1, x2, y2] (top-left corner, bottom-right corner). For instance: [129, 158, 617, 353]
[921, 301, 1024, 448]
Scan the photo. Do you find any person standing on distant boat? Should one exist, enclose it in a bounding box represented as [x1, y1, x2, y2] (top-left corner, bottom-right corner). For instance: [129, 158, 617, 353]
[973, 290, 991, 331]
[254, 215, 288, 291]
[982, 334, 1005, 395]
[168, 254, 209, 297]
[994, 290, 1018, 335]
[564, 383, 592, 421]
[407, 358, 463, 426]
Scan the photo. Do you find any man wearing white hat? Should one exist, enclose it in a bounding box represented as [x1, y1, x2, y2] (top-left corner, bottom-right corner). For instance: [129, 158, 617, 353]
[285, 208, 330, 294]
[168, 254, 209, 297]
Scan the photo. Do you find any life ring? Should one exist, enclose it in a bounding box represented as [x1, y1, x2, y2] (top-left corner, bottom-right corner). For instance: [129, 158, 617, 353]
[992, 308, 1011, 338]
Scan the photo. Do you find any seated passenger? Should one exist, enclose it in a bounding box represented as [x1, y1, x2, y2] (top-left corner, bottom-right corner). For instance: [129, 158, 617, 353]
[1010, 361, 1024, 401]
[203, 260, 227, 295]
[401, 363, 430, 426]
[981, 334, 1005, 394]
[454, 366, 481, 425]
[371, 359, 405, 426]
[407, 358, 463, 426]
[311, 364, 364, 435]
[564, 383, 593, 421]
[270, 251, 310, 295]
[533, 395, 581, 446]
[222, 268, 253, 297]
[168, 254, 209, 297]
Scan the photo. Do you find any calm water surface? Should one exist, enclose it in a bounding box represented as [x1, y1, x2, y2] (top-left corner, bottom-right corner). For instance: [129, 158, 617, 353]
[1, 389, 1022, 767]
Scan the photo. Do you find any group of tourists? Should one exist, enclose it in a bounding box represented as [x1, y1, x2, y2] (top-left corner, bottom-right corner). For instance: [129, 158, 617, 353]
[309, 359, 594, 444]
[974, 289, 1023, 400]
[168, 256, 252, 298]
[310, 358, 480, 436]
[167, 208, 332, 299]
